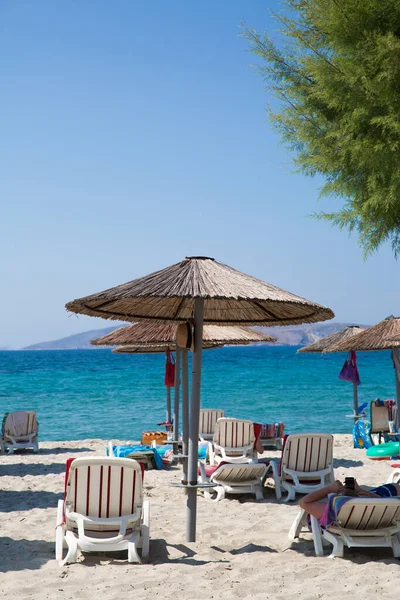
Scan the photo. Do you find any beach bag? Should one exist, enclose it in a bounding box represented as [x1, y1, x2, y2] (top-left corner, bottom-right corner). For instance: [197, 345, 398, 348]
[176, 322, 194, 351]
[164, 350, 175, 387]
[339, 351, 361, 386]
[352, 420, 371, 449]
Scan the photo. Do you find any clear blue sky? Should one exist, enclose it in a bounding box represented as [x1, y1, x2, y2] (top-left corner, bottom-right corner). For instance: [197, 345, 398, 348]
[1, 1, 399, 348]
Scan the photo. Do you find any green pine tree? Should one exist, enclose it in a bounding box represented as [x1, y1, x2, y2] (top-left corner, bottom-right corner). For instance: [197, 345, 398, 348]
[244, 0, 400, 256]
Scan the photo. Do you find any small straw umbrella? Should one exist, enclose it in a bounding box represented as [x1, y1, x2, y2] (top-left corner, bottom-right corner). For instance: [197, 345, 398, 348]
[326, 317, 400, 427]
[92, 323, 276, 481]
[66, 255, 334, 541]
[298, 326, 366, 422]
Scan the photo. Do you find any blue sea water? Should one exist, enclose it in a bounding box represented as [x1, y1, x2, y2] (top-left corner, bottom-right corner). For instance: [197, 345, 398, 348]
[0, 347, 396, 441]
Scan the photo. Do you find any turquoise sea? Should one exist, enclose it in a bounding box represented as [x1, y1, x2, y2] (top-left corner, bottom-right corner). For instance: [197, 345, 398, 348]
[0, 347, 396, 441]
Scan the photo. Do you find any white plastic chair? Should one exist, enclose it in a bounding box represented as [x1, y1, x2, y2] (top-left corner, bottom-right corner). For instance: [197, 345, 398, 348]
[271, 433, 334, 502]
[56, 456, 150, 565]
[199, 409, 225, 442]
[198, 461, 267, 502]
[209, 418, 256, 465]
[290, 499, 400, 558]
[1, 411, 39, 454]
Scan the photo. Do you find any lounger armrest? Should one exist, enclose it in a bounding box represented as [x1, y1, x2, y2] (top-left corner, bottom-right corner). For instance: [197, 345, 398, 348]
[6, 432, 38, 444]
[208, 442, 216, 466]
[66, 511, 141, 543]
[282, 466, 333, 487]
[198, 461, 208, 482]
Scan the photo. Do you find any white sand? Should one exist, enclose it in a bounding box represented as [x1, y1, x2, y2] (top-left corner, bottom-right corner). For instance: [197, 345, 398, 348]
[1, 435, 400, 599]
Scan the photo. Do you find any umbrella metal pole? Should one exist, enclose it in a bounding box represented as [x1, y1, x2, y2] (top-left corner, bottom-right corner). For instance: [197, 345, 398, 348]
[182, 348, 189, 483]
[353, 383, 359, 424]
[173, 346, 181, 457]
[187, 298, 204, 543]
[166, 387, 171, 424]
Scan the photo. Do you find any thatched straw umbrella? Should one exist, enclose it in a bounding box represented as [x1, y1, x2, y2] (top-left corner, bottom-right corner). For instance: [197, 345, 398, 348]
[326, 317, 400, 427]
[66, 255, 334, 541]
[298, 326, 366, 420]
[93, 323, 276, 481]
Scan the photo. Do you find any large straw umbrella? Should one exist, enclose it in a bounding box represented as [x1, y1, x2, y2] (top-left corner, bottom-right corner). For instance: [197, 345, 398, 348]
[66, 255, 334, 541]
[326, 317, 400, 427]
[298, 326, 366, 422]
[93, 323, 276, 480]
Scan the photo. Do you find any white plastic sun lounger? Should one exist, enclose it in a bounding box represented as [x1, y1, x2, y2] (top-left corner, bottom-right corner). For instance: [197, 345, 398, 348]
[56, 456, 150, 565]
[290, 499, 400, 558]
[209, 418, 256, 465]
[1, 411, 39, 454]
[198, 461, 268, 502]
[271, 433, 334, 502]
[199, 409, 225, 442]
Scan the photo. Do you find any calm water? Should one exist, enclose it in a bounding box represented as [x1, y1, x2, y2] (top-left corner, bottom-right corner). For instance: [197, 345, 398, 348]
[0, 347, 396, 441]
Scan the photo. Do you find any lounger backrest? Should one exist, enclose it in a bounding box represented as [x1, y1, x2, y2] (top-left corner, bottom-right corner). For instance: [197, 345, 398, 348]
[199, 409, 225, 435]
[3, 411, 38, 437]
[65, 457, 143, 518]
[211, 463, 267, 484]
[370, 403, 390, 433]
[213, 418, 255, 449]
[282, 434, 333, 473]
[336, 498, 400, 530]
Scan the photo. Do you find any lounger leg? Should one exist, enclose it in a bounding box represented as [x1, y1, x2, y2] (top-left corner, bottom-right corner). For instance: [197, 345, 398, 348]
[255, 482, 264, 501]
[62, 532, 78, 565]
[55, 500, 65, 562]
[288, 508, 308, 540]
[310, 516, 324, 557]
[281, 483, 295, 503]
[141, 501, 150, 563]
[391, 534, 400, 558]
[322, 531, 344, 558]
[213, 486, 225, 502]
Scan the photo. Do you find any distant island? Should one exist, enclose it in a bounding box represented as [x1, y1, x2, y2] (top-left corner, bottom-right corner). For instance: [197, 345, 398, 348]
[21, 322, 367, 350]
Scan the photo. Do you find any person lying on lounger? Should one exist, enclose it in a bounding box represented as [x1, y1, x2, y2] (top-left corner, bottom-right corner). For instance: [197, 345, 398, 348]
[298, 479, 400, 520]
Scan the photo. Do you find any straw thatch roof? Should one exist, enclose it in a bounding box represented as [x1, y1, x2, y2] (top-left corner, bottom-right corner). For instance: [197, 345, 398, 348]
[66, 256, 334, 326]
[112, 343, 222, 354]
[91, 322, 276, 346]
[326, 317, 400, 353]
[298, 326, 366, 353]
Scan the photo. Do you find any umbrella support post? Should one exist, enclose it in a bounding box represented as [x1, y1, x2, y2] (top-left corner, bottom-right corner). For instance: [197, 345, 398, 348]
[394, 349, 400, 430]
[166, 386, 171, 425]
[182, 349, 189, 485]
[173, 347, 181, 458]
[187, 298, 204, 543]
[353, 382, 359, 424]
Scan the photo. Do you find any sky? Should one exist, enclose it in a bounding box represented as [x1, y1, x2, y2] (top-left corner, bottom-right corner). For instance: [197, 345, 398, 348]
[1, 0, 400, 349]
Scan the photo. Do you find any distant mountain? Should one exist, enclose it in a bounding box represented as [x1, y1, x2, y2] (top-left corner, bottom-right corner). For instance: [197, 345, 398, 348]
[21, 321, 368, 350]
[256, 322, 369, 347]
[22, 326, 121, 350]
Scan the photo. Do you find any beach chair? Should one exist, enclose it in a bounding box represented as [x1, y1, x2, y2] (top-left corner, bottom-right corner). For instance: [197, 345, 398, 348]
[209, 418, 256, 465]
[199, 409, 225, 442]
[1, 411, 39, 454]
[290, 499, 400, 558]
[370, 400, 397, 444]
[56, 456, 150, 565]
[198, 461, 268, 502]
[257, 422, 285, 450]
[271, 433, 334, 502]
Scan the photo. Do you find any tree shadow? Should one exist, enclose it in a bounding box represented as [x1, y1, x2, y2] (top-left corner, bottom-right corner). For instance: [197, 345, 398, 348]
[333, 458, 365, 468]
[0, 490, 63, 512]
[150, 539, 231, 565]
[0, 463, 66, 477]
[0, 537, 54, 572]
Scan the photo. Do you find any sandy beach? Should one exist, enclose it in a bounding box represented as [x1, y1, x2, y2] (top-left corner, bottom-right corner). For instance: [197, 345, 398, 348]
[1, 435, 399, 600]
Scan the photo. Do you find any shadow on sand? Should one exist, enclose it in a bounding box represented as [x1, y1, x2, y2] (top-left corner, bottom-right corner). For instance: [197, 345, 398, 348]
[0, 490, 63, 512]
[150, 540, 231, 566]
[0, 462, 66, 477]
[0, 537, 54, 572]
[333, 458, 364, 469]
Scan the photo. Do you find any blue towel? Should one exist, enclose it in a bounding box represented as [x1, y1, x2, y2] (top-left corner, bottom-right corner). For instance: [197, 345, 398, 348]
[108, 444, 163, 470]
